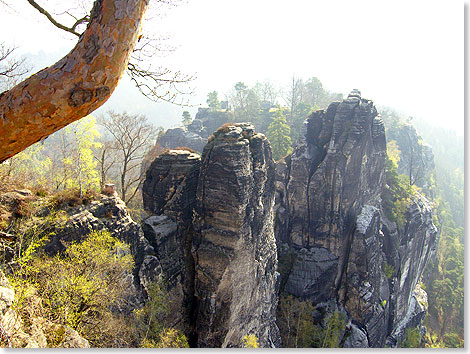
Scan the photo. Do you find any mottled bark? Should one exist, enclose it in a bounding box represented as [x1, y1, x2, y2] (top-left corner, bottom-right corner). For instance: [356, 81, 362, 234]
[0, 0, 149, 163]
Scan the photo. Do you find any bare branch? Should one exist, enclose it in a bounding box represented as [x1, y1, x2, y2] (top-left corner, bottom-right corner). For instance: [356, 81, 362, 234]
[127, 62, 196, 105]
[25, 0, 196, 107]
[26, 0, 82, 37]
[0, 43, 31, 90]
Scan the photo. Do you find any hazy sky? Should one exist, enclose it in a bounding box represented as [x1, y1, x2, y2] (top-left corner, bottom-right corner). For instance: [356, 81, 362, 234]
[0, 0, 463, 132]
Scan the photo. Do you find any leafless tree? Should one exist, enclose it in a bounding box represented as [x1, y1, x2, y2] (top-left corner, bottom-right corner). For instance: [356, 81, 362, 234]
[282, 75, 305, 124]
[98, 111, 158, 204]
[0, 43, 30, 91]
[93, 138, 119, 190]
[253, 80, 279, 107]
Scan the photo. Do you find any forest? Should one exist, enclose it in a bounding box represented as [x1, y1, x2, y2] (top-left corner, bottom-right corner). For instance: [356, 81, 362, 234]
[0, 0, 463, 349]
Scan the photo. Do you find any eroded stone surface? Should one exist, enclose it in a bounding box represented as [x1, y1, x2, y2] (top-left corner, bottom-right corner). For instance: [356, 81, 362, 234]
[274, 91, 438, 347]
[193, 123, 280, 348]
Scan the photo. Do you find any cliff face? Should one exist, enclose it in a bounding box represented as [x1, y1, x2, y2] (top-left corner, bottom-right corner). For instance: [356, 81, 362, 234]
[193, 123, 279, 348]
[274, 91, 438, 347]
[142, 124, 280, 348]
[141, 93, 438, 348]
[141, 150, 201, 338]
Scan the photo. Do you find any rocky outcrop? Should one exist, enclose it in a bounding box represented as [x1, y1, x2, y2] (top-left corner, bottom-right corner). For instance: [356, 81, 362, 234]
[141, 124, 281, 348]
[157, 126, 206, 153]
[44, 194, 154, 295]
[192, 123, 280, 348]
[194, 108, 232, 136]
[155, 110, 234, 155]
[141, 150, 201, 339]
[383, 194, 438, 346]
[274, 90, 438, 347]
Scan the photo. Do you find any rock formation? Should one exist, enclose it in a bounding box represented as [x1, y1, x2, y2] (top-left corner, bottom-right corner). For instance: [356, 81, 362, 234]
[137, 92, 438, 348]
[44, 194, 154, 295]
[154, 109, 233, 154]
[192, 123, 280, 348]
[274, 90, 438, 347]
[141, 125, 281, 347]
[157, 126, 206, 153]
[142, 150, 201, 339]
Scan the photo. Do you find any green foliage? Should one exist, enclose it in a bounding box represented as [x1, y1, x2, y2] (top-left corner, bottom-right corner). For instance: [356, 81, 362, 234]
[8, 230, 136, 347]
[0, 141, 52, 189]
[386, 140, 401, 165]
[277, 295, 346, 348]
[401, 327, 421, 348]
[206, 91, 220, 110]
[381, 156, 413, 228]
[382, 262, 395, 279]
[153, 328, 189, 348]
[133, 280, 189, 348]
[443, 332, 463, 348]
[266, 108, 292, 161]
[181, 111, 192, 126]
[315, 311, 346, 348]
[65, 116, 101, 195]
[277, 295, 315, 348]
[242, 334, 259, 348]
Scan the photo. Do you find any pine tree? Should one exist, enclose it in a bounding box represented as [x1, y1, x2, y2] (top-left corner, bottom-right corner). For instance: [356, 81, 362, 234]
[266, 108, 292, 161]
[182, 111, 192, 126]
[206, 91, 220, 110]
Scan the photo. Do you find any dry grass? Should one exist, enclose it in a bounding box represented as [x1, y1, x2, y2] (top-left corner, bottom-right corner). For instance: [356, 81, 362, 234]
[216, 122, 234, 133]
[50, 188, 100, 209]
[173, 146, 196, 153]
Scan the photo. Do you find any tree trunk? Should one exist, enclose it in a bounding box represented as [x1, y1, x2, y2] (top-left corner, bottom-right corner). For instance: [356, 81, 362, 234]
[0, 0, 149, 163]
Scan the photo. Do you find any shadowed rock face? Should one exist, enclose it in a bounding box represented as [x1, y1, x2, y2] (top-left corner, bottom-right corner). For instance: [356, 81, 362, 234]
[141, 150, 201, 340]
[192, 123, 280, 348]
[141, 126, 280, 348]
[275, 91, 438, 347]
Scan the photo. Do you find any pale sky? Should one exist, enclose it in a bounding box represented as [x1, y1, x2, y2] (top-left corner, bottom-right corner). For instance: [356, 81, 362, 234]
[0, 0, 464, 133]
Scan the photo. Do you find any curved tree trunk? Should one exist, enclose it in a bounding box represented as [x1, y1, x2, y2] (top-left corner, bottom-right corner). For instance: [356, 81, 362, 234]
[0, 0, 150, 163]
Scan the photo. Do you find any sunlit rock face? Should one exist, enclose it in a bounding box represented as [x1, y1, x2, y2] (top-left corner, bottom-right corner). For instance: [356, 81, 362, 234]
[141, 127, 281, 348]
[274, 91, 438, 347]
[192, 123, 280, 348]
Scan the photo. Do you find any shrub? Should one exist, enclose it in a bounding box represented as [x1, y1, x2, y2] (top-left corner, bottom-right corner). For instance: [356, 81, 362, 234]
[8, 230, 135, 347]
[132, 280, 189, 348]
[277, 295, 316, 348]
[316, 311, 346, 348]
[242, 334, 259, 348]
[382, 157, 414, 228]
[155, 328, 189, 348]
[50, 188, 99, 209]
[401, 327, 422, 348]
[443, 333, 463, 348]
[383, 262, 395, 279]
